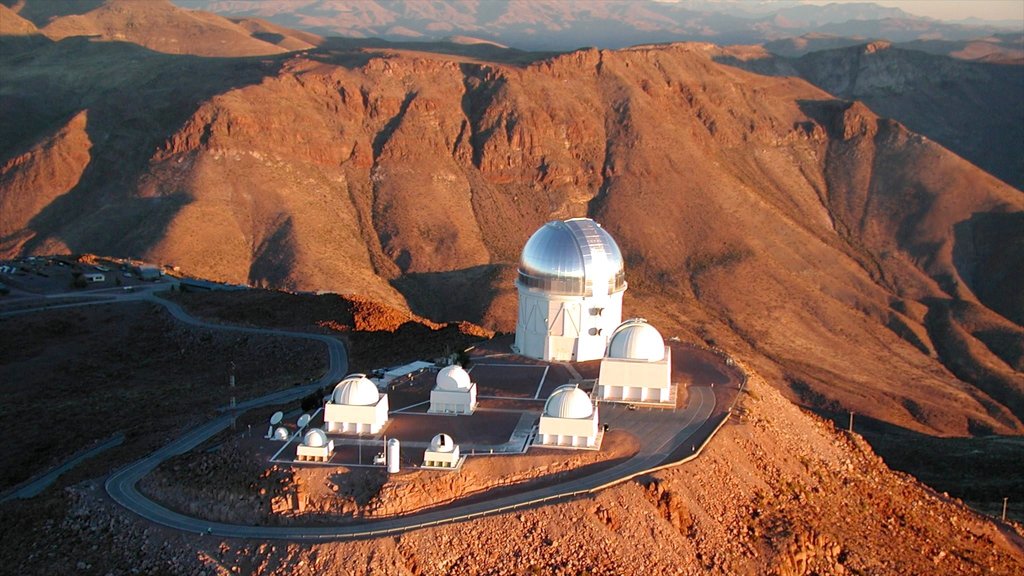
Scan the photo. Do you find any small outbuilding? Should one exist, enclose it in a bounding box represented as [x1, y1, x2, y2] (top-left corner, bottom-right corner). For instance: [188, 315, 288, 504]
[597, 318, 674, 404]
[422, 433, 462, 468]
[428, 364, 478, 415]
[296, 428, 334, 462]
[536, 384, 600, 448]
[324, 374, 389, 434]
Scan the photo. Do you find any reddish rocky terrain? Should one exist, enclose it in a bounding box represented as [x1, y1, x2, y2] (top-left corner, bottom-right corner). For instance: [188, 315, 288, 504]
[2, 11, 1021, 440]
[2, 361, 1021, 575]
[140, 431, 638, 525]
[719, 40, 1024, 188]
[0, 2, 1022, 573]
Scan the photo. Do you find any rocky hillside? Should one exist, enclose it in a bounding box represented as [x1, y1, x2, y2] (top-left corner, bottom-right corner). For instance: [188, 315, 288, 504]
[2, 0, 316, 56]
[1, 3, 1022, 442]
[720, 40, 1024, 188]
[5, 365, 1021, 575]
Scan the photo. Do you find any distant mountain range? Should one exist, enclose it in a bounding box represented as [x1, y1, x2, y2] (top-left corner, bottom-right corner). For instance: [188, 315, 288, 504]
[161, 0, 1021, 50]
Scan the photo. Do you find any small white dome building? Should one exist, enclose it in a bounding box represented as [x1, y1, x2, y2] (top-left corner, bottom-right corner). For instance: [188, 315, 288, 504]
[273, 427, 290, 441]
[536, 385, 601, 448]
[597, 319, 674, 404]
[423, 433, 462, 469]
[429, 364, 478, 415]
[324, 374, 390, 434]
[514, 218, 627, 362]
[296, 428, 334, 462]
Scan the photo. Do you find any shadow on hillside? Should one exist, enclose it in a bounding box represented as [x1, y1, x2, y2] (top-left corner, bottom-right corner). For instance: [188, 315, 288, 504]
[0, 35, 290, 258]
[817, 409, 1024, 522]
[313, 36, 560, 68]
[952, 212, 1024, 327]
[391, 264, 511, 325]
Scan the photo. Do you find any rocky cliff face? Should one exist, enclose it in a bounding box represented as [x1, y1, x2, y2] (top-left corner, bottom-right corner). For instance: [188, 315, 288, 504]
[721, 41, 1024, 188]
[1, 29, 1022, 438]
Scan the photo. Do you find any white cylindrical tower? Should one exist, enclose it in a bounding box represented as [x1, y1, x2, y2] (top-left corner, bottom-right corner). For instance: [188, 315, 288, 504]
[514, 218, 627, 362]
[387, 438, 400, 474]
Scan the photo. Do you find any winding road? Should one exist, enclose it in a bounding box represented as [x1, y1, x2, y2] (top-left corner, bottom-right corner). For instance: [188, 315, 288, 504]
[4, 285, 737, 542]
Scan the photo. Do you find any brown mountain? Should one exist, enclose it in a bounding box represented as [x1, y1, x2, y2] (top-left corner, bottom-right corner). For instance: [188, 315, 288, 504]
[718, 41, 1024, 189]
[2, 32, 1022, 442]
[173, 0, 1016, 50]
[1, 6, 1023, 573]
[2, 0, 316, 56]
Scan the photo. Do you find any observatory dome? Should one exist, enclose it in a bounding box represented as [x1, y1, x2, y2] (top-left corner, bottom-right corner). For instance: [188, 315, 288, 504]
[518, 218, 626, 297]
[544, 385, 594, 419]
[429, 433, 456, 453]
[303, 428, 328, 447]
[608, 318, 666, 362]
[273, 427, 289, 441]
[332, 374, 379, 406]
[436, 365, 472, 390]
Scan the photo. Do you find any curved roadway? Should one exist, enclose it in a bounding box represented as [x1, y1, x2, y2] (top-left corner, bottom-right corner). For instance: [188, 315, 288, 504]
[4, 287, 730, 541]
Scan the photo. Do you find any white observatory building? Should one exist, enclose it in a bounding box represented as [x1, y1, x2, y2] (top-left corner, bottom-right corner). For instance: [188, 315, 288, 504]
[422, 433, 462, 468]
[324, 374, 389, 434]
[514, 218, 627, 362]
[536, 384, 601, 448]
[296, 428, 334, 462]
[429, 364, 478, 415]
[597, 318, 674, 404]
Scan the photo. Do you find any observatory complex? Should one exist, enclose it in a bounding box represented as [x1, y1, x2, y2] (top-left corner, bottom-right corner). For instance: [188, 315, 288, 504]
[272, 216, 687, 471]
[514, 218, 627, 362]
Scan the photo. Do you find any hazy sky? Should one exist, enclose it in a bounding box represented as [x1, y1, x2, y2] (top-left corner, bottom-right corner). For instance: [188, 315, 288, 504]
[800, 0, 1024, 22]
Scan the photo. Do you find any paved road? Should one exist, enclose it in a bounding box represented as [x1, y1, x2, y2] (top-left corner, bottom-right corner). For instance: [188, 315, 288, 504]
[5, 287, 735, 542]
[1, 433, 125, 502]
[106, 386, 722, 541]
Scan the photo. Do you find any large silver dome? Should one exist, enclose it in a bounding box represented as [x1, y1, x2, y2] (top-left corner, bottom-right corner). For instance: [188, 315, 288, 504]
[518, 218, 626, 296]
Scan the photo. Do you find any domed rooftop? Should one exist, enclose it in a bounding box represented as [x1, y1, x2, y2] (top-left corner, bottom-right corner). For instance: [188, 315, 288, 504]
[429, 433, 457, 453]
[518, 218, 626, 297]
[273, 427, 289, 441]
[303, 428, 328, 447]
[544, 385, 595, 419]
[436, 365, 472, 391]
[331, 374, 380, 406]
[607, 318, 665, 362]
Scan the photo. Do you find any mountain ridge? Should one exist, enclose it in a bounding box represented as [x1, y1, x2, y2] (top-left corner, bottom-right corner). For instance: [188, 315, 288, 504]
[2, 35, 1021, 439]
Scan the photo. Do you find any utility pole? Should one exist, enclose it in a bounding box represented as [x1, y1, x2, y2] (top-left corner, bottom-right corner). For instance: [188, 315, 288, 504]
[1003, 497, 1009, 522]
[848, 411, 854, 433]
[229, 362, 237, 430]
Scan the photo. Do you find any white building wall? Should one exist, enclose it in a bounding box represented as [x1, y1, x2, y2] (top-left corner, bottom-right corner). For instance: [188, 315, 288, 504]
[537, 407, 600, 448]
[423, 446, 461, 468]
[296, 440, 334, 462]
[323, 395, 389, 434]
[515, 287, 623, 362]
[597, 348, 672, 403]
[428, 384, 478, 414]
